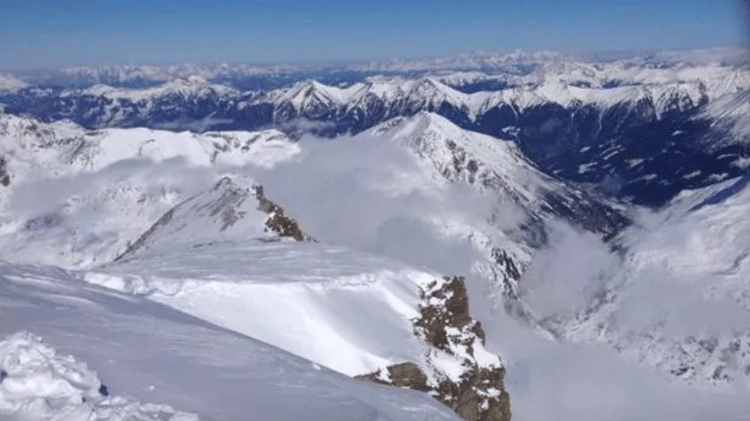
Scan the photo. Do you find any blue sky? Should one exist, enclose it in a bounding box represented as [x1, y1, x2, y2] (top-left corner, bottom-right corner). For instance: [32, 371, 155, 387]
[0, 0, 747, 69]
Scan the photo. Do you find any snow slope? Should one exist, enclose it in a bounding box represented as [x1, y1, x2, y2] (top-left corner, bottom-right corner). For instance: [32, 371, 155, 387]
[88, 241, 431, 377]
[700, 89, 750, 148]
[0, 261, 462, 421]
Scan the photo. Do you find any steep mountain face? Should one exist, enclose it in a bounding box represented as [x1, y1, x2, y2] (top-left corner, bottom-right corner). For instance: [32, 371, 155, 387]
[2, 57, 748, 206]
[373, 112, 627, 234]
[356, 113, 626, 306]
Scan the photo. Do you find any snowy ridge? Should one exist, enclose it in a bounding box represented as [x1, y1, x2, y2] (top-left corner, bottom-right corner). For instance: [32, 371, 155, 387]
[56, 62, 293, 85]
[371, 112, 550, 197]
[3, 55, 748, 209]
[0, 332, 198, 421]
[12, 58, 747, 127]
[76, 76, 239, 103]
[347, 48, 748, 73]
[0, 112, 297, 173]
[110, 178, 279, 262]
[20, 47, 742, 86]
[261, 73, 742, 120]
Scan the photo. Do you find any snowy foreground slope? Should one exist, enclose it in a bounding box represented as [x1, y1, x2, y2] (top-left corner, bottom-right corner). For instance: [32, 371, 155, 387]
[0, 331, 198, 421]
[86, 241, 510, 421]
[0, 261, 462, 421]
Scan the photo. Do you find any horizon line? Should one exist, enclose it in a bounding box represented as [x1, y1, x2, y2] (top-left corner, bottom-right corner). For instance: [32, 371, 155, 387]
[3, 45, 748, 74]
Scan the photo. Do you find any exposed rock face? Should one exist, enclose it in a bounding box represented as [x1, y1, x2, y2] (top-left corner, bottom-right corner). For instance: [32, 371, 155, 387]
[252, 184, 313, 242]
[358, 276, 511, 421]
[0, 156, 9, 186]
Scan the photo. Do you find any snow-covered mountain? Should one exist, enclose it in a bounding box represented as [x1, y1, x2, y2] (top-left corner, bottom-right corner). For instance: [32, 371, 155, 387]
[358, 112, 626, 303]
[384, 115, 750, 389]
[700, 89, 750, 149]
[2, 52, 747, 206]
[10, 47, 746, 87]
[10, 64, 748, 130]
[0, 112, 301, 267]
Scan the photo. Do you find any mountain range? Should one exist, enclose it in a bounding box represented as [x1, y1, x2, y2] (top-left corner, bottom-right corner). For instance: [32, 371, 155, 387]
[2, 49, 748, 206]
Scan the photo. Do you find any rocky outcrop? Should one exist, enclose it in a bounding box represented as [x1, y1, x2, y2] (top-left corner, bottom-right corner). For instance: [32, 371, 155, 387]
[252, 184, 313, 242]
[358, 276, 511, 421]
[0, 156, 9, 186]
